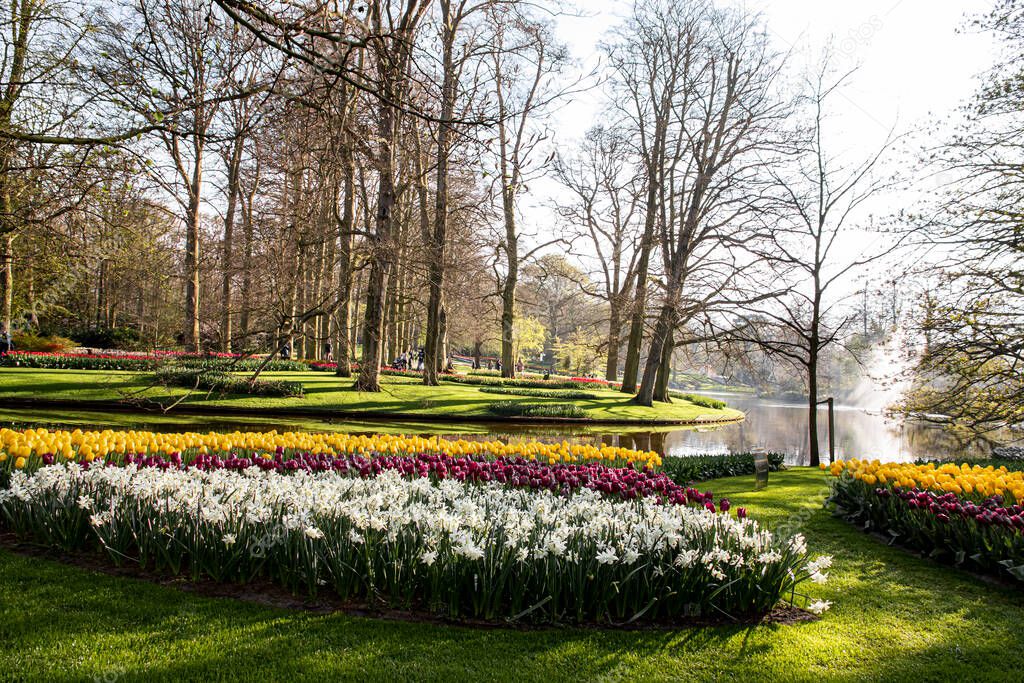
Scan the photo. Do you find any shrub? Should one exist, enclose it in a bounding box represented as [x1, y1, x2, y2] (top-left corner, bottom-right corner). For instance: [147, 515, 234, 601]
[10, 332, 76, 353]
[668, 391, 728, 410]
[73, 326, 142, 350]
[486, 401, 587, 419]
[154, 367, 304, 398]
[478, 386, 598, 400]
[661, 452, 786, 484]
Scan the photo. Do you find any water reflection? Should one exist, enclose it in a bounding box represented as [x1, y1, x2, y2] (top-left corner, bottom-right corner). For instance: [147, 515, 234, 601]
[649, 395, 993, 465]
[0, 395, 994, 465]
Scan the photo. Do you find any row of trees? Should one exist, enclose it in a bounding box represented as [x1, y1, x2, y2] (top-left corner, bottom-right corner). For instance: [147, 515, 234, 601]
[2, 0, 1021, 460]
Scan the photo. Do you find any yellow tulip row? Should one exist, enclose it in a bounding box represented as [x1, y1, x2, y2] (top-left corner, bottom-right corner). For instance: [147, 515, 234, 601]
[0, 427, 663, 469]
[827, 458, 1024, 502]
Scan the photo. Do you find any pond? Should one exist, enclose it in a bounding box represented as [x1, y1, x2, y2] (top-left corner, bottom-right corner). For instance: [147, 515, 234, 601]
[0, 393, 991, 465]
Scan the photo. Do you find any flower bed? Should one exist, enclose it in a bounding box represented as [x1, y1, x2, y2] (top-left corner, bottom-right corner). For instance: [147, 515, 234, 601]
[485, 401, 588, 419]
[0, 462, 828, 624]
[441, 374, 616, 391]
[0, 351, 164, 371]
[0, 428, 663, 474]
[0, 351, 308, 372]
[826, 459, 1024, 582]
[478, 386, 599, 399]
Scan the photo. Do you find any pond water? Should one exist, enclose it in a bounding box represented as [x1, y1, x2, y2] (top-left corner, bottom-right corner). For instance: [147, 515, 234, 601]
[0, 393, 992, 465]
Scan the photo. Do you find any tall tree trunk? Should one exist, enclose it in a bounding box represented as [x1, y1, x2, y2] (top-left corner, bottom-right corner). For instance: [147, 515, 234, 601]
[499, 190, 517, 378]
[335, 151, 355, 378]
[807, 347, 820, 467]
[620, 198, 656, 393]
[621, 116, 666, 394]
[0, 230, 12, 334]
[604, 300, 622, 382]
[184, 202, 201, 352]
[182, 132, 204, 353]
[220, 138, 243, 353]
[634, 301, 677, 407]
[424, 1, 457, 386]
[356, 138, 396, 392]
[239, 177, 256, 346]
[654, 326, 673, 402]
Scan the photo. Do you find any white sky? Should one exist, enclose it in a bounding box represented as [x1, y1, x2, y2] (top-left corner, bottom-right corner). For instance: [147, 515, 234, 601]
[518, 0, 998, 307]
[525, 0, 996, 228]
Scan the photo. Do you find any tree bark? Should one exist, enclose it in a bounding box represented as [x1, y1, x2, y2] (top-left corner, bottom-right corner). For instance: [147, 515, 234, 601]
[335, 149, 355, 378]
[807, 347, 820, 467]
[620, 118, 664, 394]
[424, 0, 458, 386]
[604, 300, 622, 382]
[184, 149, 203, 353]
[633, 300, 677, 407]
[220, 137, 243, 353]
[654, 326, 673, 402]
[356, 128, 397, 391]
[0, 233, 13, 332]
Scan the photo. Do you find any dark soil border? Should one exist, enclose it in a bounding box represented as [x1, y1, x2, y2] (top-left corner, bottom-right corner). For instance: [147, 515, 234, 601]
[0, 396, 746, 428]
[0, 533, 813, 631]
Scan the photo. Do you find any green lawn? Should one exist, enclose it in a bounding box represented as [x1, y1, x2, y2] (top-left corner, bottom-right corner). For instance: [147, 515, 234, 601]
[1, 468, 1021, 681]
[0, 368, 743, 424]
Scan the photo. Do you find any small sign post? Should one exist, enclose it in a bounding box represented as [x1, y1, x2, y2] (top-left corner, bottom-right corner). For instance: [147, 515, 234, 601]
[753, 449, 769, 490]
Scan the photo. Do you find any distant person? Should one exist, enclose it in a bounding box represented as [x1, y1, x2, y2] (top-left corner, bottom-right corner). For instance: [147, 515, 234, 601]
[516, 359, 524, 374]
[495, 359, 501, 372]
[486, 359, 493, 370]
[0, 328, 11, 355]
[324, 341, 334, 363]
[417, 347, 424, 371]
[280, 342, 291, 360]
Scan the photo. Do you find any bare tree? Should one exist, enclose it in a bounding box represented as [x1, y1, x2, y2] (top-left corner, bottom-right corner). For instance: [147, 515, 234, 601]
[556, 125, 642, 381]
[733, 59, 902, 466]
[423, 0, 491, 385]
[610, 0, 789, 407]
[485, 5, 569, 378]
[354, 0, 431, 391]
[94, 0, 253, 351]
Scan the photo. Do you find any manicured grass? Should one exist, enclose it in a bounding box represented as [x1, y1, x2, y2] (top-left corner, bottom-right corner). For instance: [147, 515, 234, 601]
[2, 468, 1021, 681]
[0, 368, 743, 424]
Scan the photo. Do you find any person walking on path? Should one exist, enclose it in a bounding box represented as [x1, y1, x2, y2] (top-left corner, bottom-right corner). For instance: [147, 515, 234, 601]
[417, 347, 424, 371]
